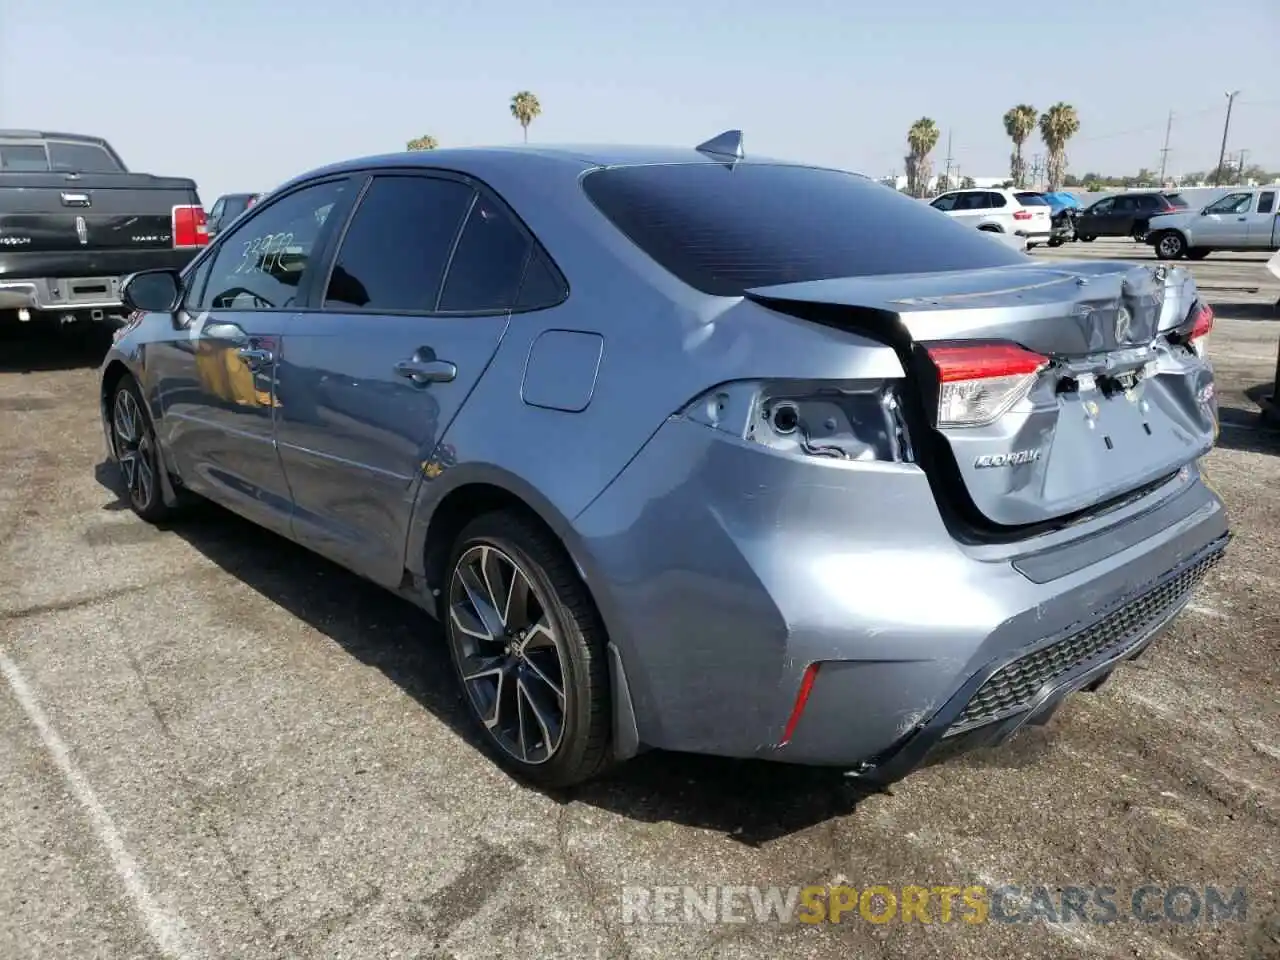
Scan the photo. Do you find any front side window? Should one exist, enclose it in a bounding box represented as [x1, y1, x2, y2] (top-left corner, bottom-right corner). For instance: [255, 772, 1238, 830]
[1089, 198, 1115, 216]
[323, 175, 474, 312]
[199, 179, 349, 311]
[1205, 192, 1253, 215]
[583, 164, 1026, 296]
[931, 193, 958, 211]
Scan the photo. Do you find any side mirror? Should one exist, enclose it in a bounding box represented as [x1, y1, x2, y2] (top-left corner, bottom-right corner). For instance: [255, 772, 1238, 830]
[120, 269, 182, 313]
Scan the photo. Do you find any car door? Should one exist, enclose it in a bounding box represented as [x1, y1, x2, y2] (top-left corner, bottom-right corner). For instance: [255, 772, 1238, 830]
[150, 177, 353, 536]
[1195, 191, 1254, 245]
[1080, 197, 1115, 236]
[1244, 189, 1278, 248]
[274, 171, 538, 585]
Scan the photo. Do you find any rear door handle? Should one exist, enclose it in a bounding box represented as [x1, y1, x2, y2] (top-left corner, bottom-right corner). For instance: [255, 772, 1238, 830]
[237, 347, 273, 368]
[394, 358, 456, 384]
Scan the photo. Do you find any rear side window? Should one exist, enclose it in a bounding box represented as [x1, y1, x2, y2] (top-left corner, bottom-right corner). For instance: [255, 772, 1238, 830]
[0, 144, 49, 171]
[583, 164, 1026, 296]
[47, 141, 122, 173]
[324, 175, 473, 312]
[986, 192, 1007, 208]
[1260, 192, 1276, 215]
[438, 194, 532, 312]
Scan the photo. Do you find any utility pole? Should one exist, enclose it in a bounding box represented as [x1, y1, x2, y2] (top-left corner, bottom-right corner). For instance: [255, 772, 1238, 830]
[1213, 90, 1240, 186]
[943, 129, 954, 186]
[1158, 109, 1173, 186]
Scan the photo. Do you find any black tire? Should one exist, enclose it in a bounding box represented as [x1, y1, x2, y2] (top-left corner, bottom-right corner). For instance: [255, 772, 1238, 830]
[1047, 238, 1064, 248]
[109, 375, 174, 524]
[1186, 248, 1211, 261]
[1077, 235, 1095, 243]
[443, 510, 613, 788]
[1153, 230, 1187, 260]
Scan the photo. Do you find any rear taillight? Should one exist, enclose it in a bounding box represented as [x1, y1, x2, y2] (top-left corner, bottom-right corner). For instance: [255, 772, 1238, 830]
[1012, 209, 1033, 221]
[927, 343, 1048, 427]
[1188, 302, 1214, 357]
[172, 204, 209, 248]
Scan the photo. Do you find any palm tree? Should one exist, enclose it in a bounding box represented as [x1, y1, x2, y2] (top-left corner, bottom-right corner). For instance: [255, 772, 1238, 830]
[905, 118, 940, 198]
[1002, 104, 1037, 188]
[405, 135, 438, 152]
[510, 91, 542, 143]
[1038, 103, 1081, 191]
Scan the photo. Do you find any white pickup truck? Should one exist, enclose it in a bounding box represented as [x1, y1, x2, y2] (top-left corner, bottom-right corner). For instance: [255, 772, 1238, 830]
[1145, 186, 1280, 260]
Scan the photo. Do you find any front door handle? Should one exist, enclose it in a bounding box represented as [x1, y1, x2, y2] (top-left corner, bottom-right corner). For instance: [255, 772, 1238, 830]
[237, 347, 273, 368]
[394, 358, 457, 384]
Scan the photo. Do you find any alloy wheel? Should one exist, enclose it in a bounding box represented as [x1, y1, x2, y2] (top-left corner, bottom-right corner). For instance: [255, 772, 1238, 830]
[1157, 233, 1183, 259]
[447, 543, 568, 765]
[112, 388, 156, 510]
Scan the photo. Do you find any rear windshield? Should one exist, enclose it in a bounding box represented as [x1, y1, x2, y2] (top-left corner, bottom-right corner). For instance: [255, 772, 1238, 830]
[1015, 192, 1050, 205]
[0, 141, 122, 173]
[1162, 193, 1188, 208]
[582, 163, 1027, 296]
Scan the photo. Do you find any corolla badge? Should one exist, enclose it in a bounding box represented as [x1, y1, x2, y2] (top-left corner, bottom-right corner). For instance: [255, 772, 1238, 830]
[974, 448, 1043, 469]
[1114, 306, 1132, 342]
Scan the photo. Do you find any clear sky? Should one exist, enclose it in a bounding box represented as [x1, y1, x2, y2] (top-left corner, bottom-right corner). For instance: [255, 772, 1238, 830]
[2, 0, 1277, 202]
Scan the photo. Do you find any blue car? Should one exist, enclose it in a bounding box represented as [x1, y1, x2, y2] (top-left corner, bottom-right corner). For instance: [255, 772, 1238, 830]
[100, 133, 1228, 788]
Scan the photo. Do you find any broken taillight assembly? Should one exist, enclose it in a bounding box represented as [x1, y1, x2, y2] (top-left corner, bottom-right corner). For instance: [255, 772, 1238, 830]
[1187, 302, 1214, 358]
[926, 343, 1048, 428]
[681, 379, 913, 463]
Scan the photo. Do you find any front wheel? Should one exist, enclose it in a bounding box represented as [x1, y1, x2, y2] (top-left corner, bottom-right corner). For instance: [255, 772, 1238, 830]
[1153, 231, 1187, 260]
[110, 377, 173, 523]
[443, 511, 613, 788]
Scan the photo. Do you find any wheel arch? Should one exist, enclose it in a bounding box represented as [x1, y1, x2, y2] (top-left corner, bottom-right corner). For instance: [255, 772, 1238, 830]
[407, 467, 642, 761]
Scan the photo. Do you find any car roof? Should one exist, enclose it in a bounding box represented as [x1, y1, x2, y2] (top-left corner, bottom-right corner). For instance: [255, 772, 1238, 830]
[0, 129, 109, 145]
[277, 143, 829, 193]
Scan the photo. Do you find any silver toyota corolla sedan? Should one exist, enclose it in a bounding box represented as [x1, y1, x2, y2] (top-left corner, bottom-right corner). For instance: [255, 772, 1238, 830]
[100, 132, 1229, 789]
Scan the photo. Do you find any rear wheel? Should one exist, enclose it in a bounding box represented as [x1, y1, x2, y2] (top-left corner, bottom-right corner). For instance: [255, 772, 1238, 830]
[1153, 231, 1187, 260]
[110, 376, 173, 524]
[1186, 248, 1211, 261]
[443, 511, 613, 788]
[1077, 234, 1095, 243]
[1047, 238, 1064, 248]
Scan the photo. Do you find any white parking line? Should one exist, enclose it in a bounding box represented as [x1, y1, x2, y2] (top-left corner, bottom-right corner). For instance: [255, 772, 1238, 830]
[0, 649, 203, 960]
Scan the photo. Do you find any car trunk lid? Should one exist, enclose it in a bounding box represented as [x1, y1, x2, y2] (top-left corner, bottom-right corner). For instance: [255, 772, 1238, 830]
[745, 259, 1216, 530]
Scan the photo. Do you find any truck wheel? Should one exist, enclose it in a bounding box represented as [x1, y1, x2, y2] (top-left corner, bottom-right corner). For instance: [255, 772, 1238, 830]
[443, 510, 614, 788]
[1153, 231, 1187, 260]
[1186, 249, 1210, 261]
[109, 376, 175, 524]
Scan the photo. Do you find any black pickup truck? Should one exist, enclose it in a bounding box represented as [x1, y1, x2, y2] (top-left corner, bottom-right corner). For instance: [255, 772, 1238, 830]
[0, 130, 208, 328]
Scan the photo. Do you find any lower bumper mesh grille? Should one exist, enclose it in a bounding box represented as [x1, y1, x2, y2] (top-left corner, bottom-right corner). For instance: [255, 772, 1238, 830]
[946, 546, 1225, 735]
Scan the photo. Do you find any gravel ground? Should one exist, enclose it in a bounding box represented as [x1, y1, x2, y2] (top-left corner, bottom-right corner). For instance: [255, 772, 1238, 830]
[1, 239, 1277, 960]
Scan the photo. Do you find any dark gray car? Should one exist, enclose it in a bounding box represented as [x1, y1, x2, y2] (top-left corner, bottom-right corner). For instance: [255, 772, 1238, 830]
[99, 135, 1230, 789]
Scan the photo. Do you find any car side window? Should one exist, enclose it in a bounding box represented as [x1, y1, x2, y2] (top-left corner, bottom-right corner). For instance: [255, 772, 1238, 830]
[1113, 196, 1137, 213]
[182, 252, 215, 312]
[931, 193, 958, 211]
[1090, 198, 1115, 215]
[987, 192, 1007, 208]
[437, 193, 533, 312]
[1206, 192, 1252, 215]
[1260, 192, 1277, 215]
[323, 175, 474, 312]
[208, 198, 225, 225]
[514, 247, 568, 310]
[199, 180, 348, 311]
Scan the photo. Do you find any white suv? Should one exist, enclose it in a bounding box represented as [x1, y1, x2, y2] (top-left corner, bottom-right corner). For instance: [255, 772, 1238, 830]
[930, 188, 1053, 248]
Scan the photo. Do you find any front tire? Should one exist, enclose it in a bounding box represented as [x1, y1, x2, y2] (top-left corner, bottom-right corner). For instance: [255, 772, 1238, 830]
[443, 511, 613, 788]
[110, 376, 173, 524]
[1153, 231, 1187, 260]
